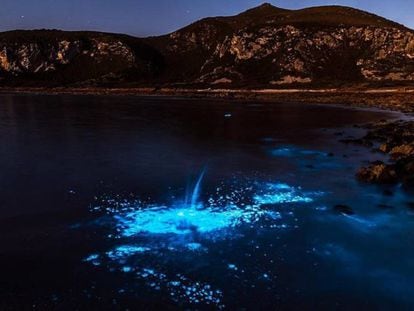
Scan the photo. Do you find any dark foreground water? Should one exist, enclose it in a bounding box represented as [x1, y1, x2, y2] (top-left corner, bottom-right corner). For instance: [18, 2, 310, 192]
[0, 95, 413, 310]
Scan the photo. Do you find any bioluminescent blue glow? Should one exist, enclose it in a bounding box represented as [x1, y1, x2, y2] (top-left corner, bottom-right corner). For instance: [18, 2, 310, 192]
[253, 183, 319, 205]
[340, 213, 397, 233]
[228, 264, 238, 271]
[186, 242, 203, 251]
[85, 173, 324, 309]
[106, 245, 151, 261]
[115, 204, 268, 237]
[254, 191, 313, 205]
[90, 179, 322, 241]
[188, 167, 206, 208]
[270, 146, 327, 157]
[84, 254, 101, 266]
[134, 268, 225, 308]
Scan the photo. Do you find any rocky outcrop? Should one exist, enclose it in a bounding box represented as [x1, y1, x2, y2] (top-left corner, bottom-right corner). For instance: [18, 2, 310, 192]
[198, 26, 414, 85]
[352, 121, 414, 187]
[0, 31, 163, 85]
[357, 162, 398, 184]
[157, 5, 414, 86]
[0, 37, 134, 75]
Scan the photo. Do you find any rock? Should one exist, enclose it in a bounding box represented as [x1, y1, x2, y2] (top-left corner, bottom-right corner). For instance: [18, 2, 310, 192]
[334, 205, 355, 215]
[353, 121, 414, 186]
[395, 156, 414, 182]
[379, 143, 390, 153]
[270, 75, 312, 85]
[0, 37, 135, 75]
[389, 144, 414, 159]
[356, 162, 398, 184]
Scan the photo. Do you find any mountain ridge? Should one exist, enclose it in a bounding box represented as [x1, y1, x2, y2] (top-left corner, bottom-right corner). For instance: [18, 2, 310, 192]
[0, 3, 414, 88]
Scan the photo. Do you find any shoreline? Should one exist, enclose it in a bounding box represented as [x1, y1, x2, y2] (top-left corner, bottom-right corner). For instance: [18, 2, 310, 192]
[0, 87, 413, 113]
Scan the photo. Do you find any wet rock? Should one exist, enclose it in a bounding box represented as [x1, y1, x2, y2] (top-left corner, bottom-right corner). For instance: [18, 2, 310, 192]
[389, 144, 414, 159]
[379, 143, 390, 153]
[334, 205, 355, 215]
[395, 156, 414, 185]
[354, 120, 414, 186]
[356, 162, 398, 184]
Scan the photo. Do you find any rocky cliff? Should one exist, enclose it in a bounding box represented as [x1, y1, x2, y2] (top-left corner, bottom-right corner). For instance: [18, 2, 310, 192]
[197, 25, 414, 85]
[1, 4, 414, 87]
[0, 31, 163, 86]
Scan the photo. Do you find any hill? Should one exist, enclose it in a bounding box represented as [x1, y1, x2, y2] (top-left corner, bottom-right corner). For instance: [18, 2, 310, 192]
[1, 4, 414, 88]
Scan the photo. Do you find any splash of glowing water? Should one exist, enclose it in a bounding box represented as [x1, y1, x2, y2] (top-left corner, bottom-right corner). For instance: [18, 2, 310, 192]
[112, 167, 271, 237]
[189, 167, 206, 208]
[91, 174, 324, 239]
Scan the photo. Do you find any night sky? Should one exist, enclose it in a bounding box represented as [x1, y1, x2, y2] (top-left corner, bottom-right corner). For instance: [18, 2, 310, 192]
[1, 0, 412, 37]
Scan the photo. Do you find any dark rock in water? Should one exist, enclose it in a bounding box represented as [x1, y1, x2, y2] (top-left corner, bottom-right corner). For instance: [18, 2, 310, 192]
[379, 143, 390, 153]
[334, 205, 355, 215]
[353, 121, 414, 187]
[390, 144, 414, 160]
[356, 162, 398, 184]
[395, 156, 414, 186]
[377, 204, 394, 209]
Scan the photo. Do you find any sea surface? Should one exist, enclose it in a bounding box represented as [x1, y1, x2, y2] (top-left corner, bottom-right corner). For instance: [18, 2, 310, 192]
[0, 94, 413, 310]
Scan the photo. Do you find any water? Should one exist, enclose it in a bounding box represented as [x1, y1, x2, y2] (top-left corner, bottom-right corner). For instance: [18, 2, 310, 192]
[0, 94, 413, 310]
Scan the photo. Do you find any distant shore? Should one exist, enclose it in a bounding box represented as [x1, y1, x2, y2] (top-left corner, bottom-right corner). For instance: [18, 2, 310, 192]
[1, 87, 413, 113]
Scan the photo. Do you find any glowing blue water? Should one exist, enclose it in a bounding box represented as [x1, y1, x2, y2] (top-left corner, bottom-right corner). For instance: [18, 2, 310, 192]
[189, 167, 206, 208]
[253, 183, 316, 205]
[270, 146, 327, 157]
[107, 245, 151, 260]
[85, 176, 325, 309]
[90, 179, 323, 243]
[116, 205, 266, 236]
